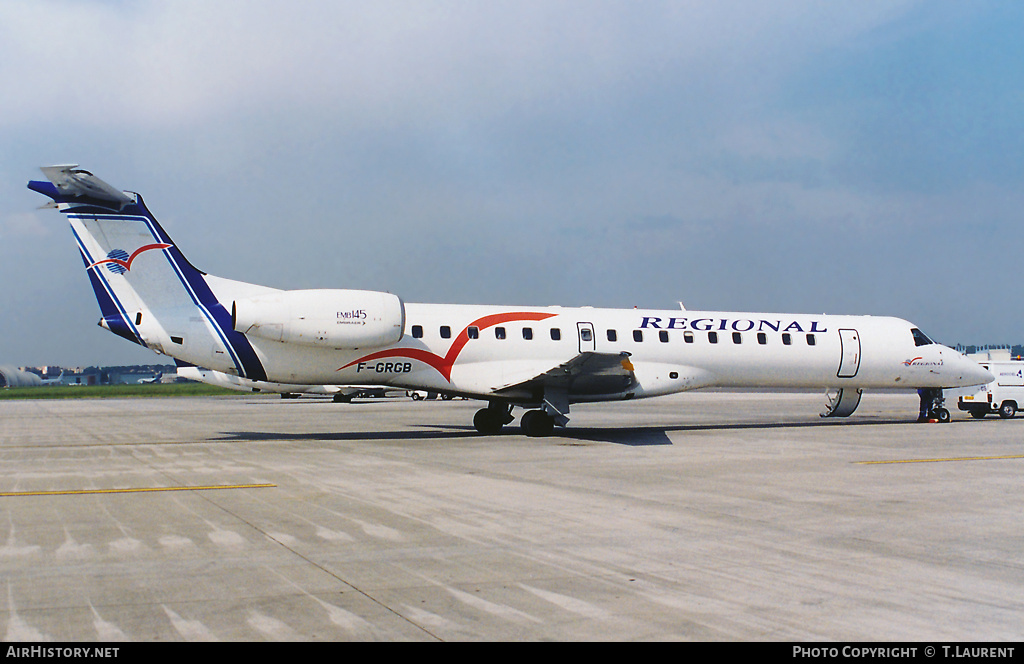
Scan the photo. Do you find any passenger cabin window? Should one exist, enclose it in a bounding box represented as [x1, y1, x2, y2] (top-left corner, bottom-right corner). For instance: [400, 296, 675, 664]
[607, 330, 617, 342]
[411, 325, 423, 339]
[468, 326, 479, 339]
[806, 334, 816, 346]
[550, 328, 561, 341]
[659, 330, 669, 343]
[732, 332, 742, 344]
[782, 333, 792, 346]
[523, 327, 533, 340]
[757, 332, 767, 345]
[684, 331, 694, 344]
[633, 330, 643, 343]
[440, 326, 451, 339]
[708, 332, 718, 344]
[495, 327, 506, 339]
[911, 328, 934, 347]
[581, 328, 593, 343]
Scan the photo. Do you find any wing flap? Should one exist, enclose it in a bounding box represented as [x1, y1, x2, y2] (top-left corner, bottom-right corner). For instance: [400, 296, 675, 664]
[493, 351, 637, 400]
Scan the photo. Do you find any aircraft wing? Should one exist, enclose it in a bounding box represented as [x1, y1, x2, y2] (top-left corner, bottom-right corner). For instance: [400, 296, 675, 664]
[493, 351, 637, 402]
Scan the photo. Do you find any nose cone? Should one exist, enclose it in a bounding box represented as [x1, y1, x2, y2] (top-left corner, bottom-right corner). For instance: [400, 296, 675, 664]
[951, 352, 994, 387]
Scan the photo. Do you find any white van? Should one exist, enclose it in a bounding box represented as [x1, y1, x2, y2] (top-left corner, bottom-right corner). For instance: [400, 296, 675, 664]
[954, 360, 1024, 418]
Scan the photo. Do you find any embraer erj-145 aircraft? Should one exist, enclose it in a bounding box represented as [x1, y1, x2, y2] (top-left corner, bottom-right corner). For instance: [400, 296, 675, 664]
[29, 165, 992, 436]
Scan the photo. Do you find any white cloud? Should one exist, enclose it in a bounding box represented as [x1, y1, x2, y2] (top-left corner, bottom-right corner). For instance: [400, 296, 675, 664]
[0, 0, 920, 130]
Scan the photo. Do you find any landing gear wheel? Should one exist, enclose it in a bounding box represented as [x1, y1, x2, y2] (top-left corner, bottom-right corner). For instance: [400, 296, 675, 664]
[970, 408, 988, 419]
[999, 402, 1017, 419]
[473, 408, 506, 435]
[930, 407, 951, 423]
[521, 409, 555, 437]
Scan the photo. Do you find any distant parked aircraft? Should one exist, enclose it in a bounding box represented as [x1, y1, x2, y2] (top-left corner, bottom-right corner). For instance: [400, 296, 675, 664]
[175, 364, 389, 401]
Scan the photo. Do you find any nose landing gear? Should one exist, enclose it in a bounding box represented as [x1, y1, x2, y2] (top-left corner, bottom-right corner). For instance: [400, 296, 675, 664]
[918, 388, 950, 423]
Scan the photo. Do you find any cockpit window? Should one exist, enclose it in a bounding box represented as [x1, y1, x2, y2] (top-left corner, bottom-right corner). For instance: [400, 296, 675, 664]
[911, 328, 934, 347]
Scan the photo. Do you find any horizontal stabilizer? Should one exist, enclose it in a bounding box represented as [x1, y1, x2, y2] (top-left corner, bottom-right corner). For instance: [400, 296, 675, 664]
[34, 164, 133, 207]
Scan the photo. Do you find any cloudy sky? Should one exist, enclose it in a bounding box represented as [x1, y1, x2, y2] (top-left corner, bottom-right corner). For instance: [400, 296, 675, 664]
[1, 1, 1022, 366]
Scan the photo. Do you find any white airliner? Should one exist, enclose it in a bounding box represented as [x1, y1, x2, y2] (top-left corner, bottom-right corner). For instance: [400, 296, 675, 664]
[136, 371, 162, 384]
[29, 165, 992, 436]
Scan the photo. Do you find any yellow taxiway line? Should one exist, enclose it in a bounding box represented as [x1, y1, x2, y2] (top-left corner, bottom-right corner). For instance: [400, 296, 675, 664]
[856, 455, 1024, 465]
[0, 483, 276, 498]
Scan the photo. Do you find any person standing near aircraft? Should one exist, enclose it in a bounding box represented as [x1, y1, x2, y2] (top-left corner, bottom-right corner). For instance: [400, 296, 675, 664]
[917, 388, 946, 423]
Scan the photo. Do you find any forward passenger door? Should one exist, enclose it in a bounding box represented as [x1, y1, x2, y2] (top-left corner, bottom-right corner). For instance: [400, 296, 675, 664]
[837, 328, 861, 379]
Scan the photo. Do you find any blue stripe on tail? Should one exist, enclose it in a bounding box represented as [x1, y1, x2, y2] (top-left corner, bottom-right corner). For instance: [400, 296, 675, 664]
[71, 227, 145, 346]
[130, 195, 268, 382]
[101, 196, 266, 382]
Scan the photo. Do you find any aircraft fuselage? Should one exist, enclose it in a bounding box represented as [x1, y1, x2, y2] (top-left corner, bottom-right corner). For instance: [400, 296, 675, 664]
[183, 294, 982, 406]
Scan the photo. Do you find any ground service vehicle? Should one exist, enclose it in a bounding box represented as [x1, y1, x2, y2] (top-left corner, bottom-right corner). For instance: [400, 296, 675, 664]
[955, 361, 1024, 419]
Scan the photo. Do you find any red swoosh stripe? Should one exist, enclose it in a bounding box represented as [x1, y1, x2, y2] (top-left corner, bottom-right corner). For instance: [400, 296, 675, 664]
[88, 243, 172, 271]
[341, 311, 558, 382]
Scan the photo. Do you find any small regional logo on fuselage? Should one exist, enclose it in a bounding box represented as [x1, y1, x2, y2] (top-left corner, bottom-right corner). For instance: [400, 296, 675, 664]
[903, 357, 944, 367]
[88, 243, 172, 274]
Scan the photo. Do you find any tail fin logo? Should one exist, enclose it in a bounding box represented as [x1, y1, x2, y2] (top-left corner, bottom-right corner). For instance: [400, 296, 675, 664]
[88, 243, 172, 274]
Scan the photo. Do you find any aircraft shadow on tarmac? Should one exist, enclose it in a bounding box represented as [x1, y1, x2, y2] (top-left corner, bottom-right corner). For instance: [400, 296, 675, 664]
[212, 416, 925, 447]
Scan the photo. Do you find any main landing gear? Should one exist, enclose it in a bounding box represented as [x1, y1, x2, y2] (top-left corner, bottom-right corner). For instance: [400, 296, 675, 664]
[519, 409, 555, 437]
[472, 402, 558, 437]
[473, 403, 515, 435]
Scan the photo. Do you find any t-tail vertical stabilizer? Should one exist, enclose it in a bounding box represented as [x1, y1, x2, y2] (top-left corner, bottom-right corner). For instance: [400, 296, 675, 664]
[28, 165, 269, 380]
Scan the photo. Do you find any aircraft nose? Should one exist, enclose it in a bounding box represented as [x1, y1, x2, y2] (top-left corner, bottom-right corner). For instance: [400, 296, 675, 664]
[959, 356, 993, 386]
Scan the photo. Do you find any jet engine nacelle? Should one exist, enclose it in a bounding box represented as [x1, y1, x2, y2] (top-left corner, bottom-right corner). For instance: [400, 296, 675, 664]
[232, 289, 405, 349]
